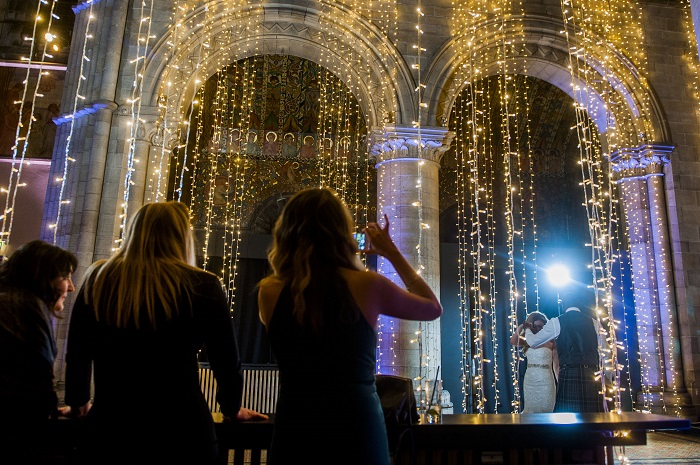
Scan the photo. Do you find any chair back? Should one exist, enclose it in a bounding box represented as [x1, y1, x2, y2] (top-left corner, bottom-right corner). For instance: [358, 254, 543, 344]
[199, 363, 280, 414]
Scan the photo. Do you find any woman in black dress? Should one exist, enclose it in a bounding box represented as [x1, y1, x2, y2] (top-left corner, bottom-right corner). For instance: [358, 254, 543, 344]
[258, 187, 442, 465]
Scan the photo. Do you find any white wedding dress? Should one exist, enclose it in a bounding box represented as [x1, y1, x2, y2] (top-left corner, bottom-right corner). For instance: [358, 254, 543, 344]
[522, 329, 556, 413]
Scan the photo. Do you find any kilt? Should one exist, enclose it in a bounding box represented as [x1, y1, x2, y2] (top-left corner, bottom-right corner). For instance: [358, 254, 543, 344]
[554, 364, 605, 413]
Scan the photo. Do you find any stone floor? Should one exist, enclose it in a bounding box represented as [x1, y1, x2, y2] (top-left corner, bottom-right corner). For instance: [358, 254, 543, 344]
[613, 425, 700, 464]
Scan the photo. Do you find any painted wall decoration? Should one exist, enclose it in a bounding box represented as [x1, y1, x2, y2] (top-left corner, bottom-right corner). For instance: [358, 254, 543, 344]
[0, 66, 66, 159]
[171, 54, 372, 234]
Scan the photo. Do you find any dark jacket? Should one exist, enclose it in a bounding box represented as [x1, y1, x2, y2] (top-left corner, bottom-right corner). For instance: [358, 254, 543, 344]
[556, 310, 599, 366]
[0, 289, 58, 422]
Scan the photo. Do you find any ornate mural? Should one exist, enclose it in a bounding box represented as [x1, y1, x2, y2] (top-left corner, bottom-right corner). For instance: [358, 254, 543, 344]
[171, 54, 373, 233]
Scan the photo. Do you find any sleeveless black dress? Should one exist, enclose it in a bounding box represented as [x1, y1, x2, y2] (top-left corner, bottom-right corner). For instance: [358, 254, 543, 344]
[266, 283, 390, 465]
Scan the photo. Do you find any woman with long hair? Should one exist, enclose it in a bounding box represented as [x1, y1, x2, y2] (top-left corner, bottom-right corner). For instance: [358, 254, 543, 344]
[258, 187, 443, 465]
[65, 201, 266, 465]
[0, 240, 77, 463]
[510, 311, 559, 413]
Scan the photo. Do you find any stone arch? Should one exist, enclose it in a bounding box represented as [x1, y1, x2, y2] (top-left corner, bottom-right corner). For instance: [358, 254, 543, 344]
[423, 15, 672, 147]
[248, 193, 293, 234]
[141, 1, 416, 132]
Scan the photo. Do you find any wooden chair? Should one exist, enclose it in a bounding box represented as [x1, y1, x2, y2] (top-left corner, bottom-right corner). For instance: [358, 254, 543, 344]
[200, 363, 279, 464]
[198, 363, 280, 414]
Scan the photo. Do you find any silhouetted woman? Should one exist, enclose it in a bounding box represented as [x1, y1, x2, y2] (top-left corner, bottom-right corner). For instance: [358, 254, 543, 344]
[258, 187, 443, 465]
[0, 240, 76, 463]
[65, 201, 266, 465]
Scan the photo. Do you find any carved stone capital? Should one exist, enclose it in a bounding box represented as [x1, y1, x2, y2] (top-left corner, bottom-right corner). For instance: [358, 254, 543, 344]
[368, 125, 455, 164]
[610, 144, 673, 180]
[151, 125, 180, 149]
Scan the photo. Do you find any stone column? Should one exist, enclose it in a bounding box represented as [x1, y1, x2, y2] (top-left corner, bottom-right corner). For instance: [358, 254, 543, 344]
[71, 0, 130, 266]
[612, 144, 692, 414]
[47, 0, 129, 385]
[369, 125, 454, 383]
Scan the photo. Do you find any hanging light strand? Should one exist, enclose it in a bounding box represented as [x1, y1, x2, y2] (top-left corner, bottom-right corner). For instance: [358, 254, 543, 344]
[53, 0, 94, 243]
[118, 0, 156, 248]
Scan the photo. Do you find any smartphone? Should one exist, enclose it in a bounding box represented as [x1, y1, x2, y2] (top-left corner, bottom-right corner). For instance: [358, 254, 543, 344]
[353, 232, 366, 250]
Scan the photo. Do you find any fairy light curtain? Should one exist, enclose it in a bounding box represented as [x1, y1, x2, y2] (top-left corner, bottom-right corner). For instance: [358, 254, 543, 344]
[441, 0, 663, 414]
[169, 54, 372, 308]
[559, 0, 675, 421]
[446, 73, 597, 413]
[450, 0, 544, 414]
[147, 1, 386, 363]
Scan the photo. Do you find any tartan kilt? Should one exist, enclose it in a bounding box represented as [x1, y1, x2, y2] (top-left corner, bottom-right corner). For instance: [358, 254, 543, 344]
[554, 365, 605, 413]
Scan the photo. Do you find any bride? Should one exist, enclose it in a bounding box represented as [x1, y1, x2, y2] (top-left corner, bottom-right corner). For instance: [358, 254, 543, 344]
[510, 311, 559, 413]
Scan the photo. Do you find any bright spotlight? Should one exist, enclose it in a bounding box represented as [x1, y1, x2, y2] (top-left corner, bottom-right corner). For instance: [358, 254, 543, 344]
[546, 264, 570, 288]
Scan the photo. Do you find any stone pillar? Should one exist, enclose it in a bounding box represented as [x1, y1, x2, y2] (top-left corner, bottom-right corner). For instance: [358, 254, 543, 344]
[47, 0, 129, 386]
[71, 0, 129, 266]
[368, 125, 454, 382]
[612, 144, 692, 414]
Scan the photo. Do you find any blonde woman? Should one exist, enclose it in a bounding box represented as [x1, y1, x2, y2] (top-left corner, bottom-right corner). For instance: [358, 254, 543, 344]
[65, 202, 266, 465]
[510, 311, 558, 413]
[258, 187, 442, 465]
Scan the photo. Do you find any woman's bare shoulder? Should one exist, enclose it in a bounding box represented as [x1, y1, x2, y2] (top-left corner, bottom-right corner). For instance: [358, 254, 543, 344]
[258, 277, 285, 327]
[259, 276, 284, 290]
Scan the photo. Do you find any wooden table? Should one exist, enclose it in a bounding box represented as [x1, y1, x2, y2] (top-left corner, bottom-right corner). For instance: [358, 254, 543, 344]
[399, 412, 691, 465]
[414, 411, 689, 446]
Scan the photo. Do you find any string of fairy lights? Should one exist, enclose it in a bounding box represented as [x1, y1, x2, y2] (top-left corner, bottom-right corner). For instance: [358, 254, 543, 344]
[450, 0, 543, 413]
[51, 0, 94, 244]
[2, 0, 697, 419]
[452, 0, 487, 412]
[119, 0, 157, 250]
[411, 0, 434, 414]
[148, 0, 186, 205]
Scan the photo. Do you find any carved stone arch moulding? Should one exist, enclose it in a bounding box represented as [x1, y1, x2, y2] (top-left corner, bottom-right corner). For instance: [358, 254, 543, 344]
[423, 17, 670, 147]
[150, 125, 180, 151]
[142, 2, 415, 133]
[249, 192, 294, 234]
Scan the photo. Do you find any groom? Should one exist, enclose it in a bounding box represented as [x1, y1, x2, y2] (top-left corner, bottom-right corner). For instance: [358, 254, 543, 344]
[525, 303, 606, 412]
